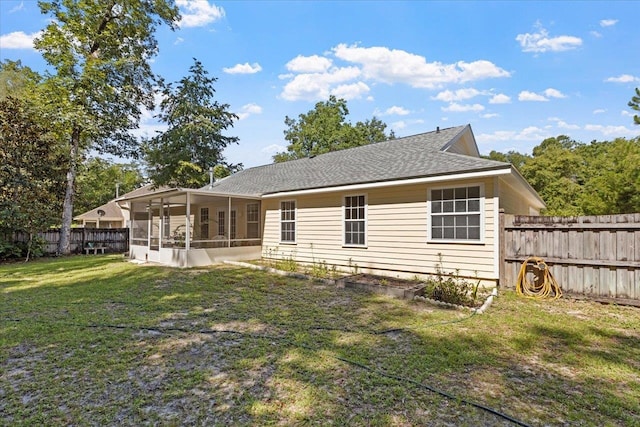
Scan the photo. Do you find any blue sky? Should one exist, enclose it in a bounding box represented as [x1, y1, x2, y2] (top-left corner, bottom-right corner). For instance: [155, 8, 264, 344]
[1, 1, 639, 168]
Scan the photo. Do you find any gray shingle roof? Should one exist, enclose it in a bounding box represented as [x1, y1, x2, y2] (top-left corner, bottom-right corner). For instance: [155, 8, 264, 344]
[207, 124, 510, 196]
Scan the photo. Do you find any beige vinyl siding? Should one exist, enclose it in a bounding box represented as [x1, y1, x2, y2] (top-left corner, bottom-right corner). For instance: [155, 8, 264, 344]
[261, 178, 500, 284]
[498, 177, 539, 215]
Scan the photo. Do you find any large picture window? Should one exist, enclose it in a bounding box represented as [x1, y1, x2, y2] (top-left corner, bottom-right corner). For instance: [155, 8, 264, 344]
[280, 200, 296, 243]
[430, 186, 481, 242]
[344, 195, 366, 246]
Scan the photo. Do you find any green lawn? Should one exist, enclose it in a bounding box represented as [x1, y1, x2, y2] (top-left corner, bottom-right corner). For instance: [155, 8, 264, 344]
[1, 256, 639, 426]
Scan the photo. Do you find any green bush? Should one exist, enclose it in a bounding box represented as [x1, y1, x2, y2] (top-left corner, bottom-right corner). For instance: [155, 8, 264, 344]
[425, 254, 479, 306]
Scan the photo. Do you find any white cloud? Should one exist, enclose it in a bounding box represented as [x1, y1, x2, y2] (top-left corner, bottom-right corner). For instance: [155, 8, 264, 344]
[332, 44, 510, 88]
[432, 88, 483, 102]
[236, 103, 263, 120]
[261, 144, 287, 155]
[606, 74, 639, 83]
[174, 37, 184, 45]
[280, 66, 361, 101]
[516, 23, 582, 53]
[518, 91, 548, 102]
[223, 62, 262, 74]
[621, 110, 633, 117]
[330, 81, 370, 100]
[600, 19, 618, 27]
[441, 103, 485, 112]
[477, 126, 550, 143]
[489, 94, 511, 104]
[593, 109, 606, 114]
[286, 55, 332, 73]
[548, 117, 580, 130]
[279, 44, 510, 101]
[481, 113, 499, 119]
[590, 31, 602, 38]
[9, 2, 24, 13]
[0, 30, 41, 49]
[585, 124, 636, 136]
[543, 88, 566, 98]
[390, 119, 424, 130]
[177, 0, 225, 28]
[378, 106, 410, 116]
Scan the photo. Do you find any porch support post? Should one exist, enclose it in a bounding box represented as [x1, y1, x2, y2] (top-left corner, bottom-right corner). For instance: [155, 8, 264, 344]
[185, 192, 191, 251]
[228, 197, 231, 247]
[147, 201, 151, 248]
[159, 198, 164, 249]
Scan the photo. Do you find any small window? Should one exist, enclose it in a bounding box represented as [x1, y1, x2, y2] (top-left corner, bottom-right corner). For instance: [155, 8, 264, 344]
[344, 195, 366, 246]
[430, 186, 481, 242]
[280, 200, 296, 243]
[246, 203, 260, 238]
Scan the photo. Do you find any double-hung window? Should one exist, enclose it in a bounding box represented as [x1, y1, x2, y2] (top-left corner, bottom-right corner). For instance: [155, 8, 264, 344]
[217, 210, 226, 236]
[280, 201, 296, 243]
[344, 195, 366, 246]
[430, 186, 481, 242]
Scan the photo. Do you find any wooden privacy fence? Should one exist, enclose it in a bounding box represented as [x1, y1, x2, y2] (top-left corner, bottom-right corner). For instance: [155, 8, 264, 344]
[13, 228, 129, 255]
[500, 213, 640, 303]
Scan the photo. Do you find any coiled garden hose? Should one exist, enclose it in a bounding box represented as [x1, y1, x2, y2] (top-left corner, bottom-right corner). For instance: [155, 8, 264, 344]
[516, 256, 562, 300]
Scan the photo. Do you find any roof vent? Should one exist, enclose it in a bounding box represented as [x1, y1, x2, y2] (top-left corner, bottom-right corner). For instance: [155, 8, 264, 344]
[436, 126, 440, 133]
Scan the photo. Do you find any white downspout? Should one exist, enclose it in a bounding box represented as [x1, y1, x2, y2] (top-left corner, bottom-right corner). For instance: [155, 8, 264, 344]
[185, 192, 191, 251]
[228, 197, 231, 248]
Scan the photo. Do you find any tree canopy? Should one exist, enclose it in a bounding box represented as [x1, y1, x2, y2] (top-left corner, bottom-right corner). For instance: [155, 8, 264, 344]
[485, 135, 640, 215]
[144, 58, 240, 188]
[629, 87, 640, 125]
[273, 96, 394, 162]
[0, 96, 66, 258]
[34, 0, 179, 254]
[74, 158, 145, 216]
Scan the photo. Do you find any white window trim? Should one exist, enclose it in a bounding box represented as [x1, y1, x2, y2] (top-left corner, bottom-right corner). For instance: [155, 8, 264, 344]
[342, 193, 368, 248]
[279, 199, 297, 244]
[427, 183, 485, 244]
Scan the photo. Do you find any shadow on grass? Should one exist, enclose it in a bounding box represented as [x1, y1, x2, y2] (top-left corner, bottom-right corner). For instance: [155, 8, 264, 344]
[2, 258, 639, 426]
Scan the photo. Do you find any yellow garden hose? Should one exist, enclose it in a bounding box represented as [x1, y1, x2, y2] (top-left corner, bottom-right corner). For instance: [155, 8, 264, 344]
[516, 257, 562, 300]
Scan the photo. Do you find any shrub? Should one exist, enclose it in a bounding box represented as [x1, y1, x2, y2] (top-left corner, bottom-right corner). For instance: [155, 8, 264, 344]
[425, 254, 480, 306]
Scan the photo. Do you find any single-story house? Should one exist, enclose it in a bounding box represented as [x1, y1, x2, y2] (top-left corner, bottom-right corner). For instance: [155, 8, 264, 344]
[118, 124, 544, 286]
[74, 184, 158, 228]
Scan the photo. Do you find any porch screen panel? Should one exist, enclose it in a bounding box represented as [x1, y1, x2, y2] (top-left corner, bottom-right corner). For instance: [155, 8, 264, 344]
[246, 203, 260, 238]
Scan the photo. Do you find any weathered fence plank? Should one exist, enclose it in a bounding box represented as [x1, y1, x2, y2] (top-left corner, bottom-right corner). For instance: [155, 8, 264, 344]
[12, 228, 129, 255]
[501, 213, 640, 302]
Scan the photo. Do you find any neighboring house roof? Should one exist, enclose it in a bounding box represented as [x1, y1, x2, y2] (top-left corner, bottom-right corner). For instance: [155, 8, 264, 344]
[206, 124, 510, 197]
[74, 200, 125, 221]
[75, 184, 158, 221]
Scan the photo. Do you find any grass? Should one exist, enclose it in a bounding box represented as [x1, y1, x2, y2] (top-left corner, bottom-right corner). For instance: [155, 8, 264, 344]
[1, 255, 639, 426]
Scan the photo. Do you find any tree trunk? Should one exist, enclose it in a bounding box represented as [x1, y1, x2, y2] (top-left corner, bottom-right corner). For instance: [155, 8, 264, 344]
[57, 127, 81, 255]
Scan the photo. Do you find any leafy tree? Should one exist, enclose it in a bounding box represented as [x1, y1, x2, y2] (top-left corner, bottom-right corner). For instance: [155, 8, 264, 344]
[0, 60, 41, 100]
[34, 0, 180, 254]
[0, 97, 65, 259]
[144, 58, 240, 188]
[629, 88, 640, 125]
[521, 136, 585, 216]
[273, 95, 394, 162]
[483, 150, 531, 173]
[74, 158, 145, 216]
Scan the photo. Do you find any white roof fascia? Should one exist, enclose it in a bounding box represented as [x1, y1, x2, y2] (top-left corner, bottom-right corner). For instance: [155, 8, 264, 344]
[262, 167, 512, 199]
[118, 188, 261, 204]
